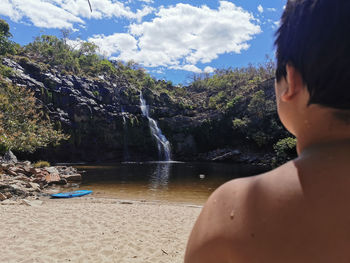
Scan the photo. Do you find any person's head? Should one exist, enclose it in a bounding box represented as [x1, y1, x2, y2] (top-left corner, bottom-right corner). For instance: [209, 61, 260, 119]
[275, 0, 350, 136]
[274, 0, 350, 135]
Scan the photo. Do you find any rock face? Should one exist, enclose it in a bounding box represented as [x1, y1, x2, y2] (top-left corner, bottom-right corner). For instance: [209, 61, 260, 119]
[3, 57, 159, 162]
[2, 57, 279, 164]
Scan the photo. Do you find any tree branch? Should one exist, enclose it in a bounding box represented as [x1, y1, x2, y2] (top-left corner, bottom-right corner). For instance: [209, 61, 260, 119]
[87, 0, 92, 12]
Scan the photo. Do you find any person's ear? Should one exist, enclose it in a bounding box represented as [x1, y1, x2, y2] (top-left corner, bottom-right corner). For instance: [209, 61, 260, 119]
[281, 64, 304, 102]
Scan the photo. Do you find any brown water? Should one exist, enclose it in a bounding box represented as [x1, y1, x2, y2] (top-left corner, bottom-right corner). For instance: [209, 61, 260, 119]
[68, 162, 266, 205]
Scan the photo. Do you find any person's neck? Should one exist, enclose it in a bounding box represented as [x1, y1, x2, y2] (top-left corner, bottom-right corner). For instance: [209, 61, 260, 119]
[296, 119, 350, 157]
[297, 137, 350, 158]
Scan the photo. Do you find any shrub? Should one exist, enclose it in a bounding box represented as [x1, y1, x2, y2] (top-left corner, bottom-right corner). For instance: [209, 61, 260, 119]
[273, 137, 297, 163]
[252, 131, 269, 147]
[33, 160, 50, 168]
[226, 95, 243, 110]
[98, 59, 116, 75]
[0, 19, 15, 56]
[0, 79, 69, 153]
[248, 90, 267, 119]
[232, 118, 249, 130]
[0, 64, 13, 77]
[208, 91, 226, 109]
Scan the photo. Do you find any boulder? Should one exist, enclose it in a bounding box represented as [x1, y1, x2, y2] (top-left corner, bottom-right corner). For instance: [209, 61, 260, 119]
[22, 166, 32, 176]
[18, 57, 42, 77]
[6, 169, 18, 177]
[1, 163, 11, 169]
[28, 182, 41, 192]
[0, 159, 81, 198]
[0, 193, 7, 201]
[8, 184, 27, 197]
[17, 161, 31, 167]
[4, 192, 12, 199]
[31, 170, 48, 184]
[13, 175, 30, 182]
[30, 167, 42, 175]
[56, 166, 77, 175]
[3, 150, 17, 164]
[10, 167, 21, 173]
[44, 167, 60, 174]
[0, 182, 7, 190]
[61, 174, 82, 182]
[45, 174, 67, 185]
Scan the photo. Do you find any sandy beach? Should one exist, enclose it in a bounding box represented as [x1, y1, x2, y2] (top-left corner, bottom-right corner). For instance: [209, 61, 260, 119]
[0, 197, 202, 263]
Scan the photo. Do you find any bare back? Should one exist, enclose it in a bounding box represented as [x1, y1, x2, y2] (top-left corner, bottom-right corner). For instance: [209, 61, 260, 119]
[185, 141, 350, 263]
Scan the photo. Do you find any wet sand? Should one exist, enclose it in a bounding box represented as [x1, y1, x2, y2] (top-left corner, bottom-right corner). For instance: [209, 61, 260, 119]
[0, 197, 202, 263]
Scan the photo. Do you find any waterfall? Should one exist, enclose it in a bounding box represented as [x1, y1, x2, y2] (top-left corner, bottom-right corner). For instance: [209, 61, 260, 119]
[139, 91, 171, 161]
[121, 106, 130, 161]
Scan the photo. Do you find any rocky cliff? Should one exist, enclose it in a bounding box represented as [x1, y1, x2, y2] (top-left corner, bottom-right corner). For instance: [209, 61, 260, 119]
[2, 57, 287, 165]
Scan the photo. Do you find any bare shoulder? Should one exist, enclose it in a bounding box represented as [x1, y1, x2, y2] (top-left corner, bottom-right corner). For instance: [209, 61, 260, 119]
[185, 161, 301, 263]
[184, 175, 254, 263]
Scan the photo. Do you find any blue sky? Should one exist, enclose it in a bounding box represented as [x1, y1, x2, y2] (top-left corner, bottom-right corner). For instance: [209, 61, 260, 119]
[0, 0, 286, 84]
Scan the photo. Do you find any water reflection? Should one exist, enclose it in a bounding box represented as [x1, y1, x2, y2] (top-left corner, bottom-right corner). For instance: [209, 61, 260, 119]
[149, 162, 172, 190]
[73, 162, 267, 204]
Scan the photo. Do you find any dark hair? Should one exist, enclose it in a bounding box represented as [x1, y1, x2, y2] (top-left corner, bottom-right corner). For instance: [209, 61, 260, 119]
[275, 0, 350, 110]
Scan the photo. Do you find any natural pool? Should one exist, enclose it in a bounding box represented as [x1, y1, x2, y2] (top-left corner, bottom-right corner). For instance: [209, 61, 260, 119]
[70, 162, 267, 205]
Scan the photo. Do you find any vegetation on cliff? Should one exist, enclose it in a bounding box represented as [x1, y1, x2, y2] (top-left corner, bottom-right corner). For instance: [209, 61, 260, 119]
[190, 64, 277, 133]
[23, 35, 116, 77]
[0, 20, 68, 154]
[0, 19, 16, 56]
[0, 79, 69, 153]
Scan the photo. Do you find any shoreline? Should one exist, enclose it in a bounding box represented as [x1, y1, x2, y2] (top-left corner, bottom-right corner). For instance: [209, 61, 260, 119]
[0, 196, 201, 263]
[54, 187, 209, 206]
[49, 194, 205, 208]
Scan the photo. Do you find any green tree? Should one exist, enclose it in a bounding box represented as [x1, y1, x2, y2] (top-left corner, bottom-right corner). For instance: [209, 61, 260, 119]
[273, 137, 297, 163]
[248, 90, 267, 119]
[0, 19, 15, 56]
[0, 19, 10, 37]
[0, 79, 69, 153]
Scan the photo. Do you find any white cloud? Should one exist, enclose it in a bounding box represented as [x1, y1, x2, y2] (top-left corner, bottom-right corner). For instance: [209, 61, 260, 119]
[0, 0, 154, 29]
[170, 65, 203, 74]
[204, 66, 216, 74]
[267, 7, 277, 12]
[0, 0, 22, 21]
[0, 0, 84, 29]
[88, 1, 261, 72]
[126, 0, 154, 3]
[265, 18, 280, 29]
[257, 5, 264, 13]
[89, 33, 138, 58]
[273, 20, 280, 29]
[155, 68, 165, 74]
[66, 38, 84, 50]
[138, 0, 154, 3]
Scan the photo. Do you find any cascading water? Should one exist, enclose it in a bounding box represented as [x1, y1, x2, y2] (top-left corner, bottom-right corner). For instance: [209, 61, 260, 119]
[140, 91, 171, 161]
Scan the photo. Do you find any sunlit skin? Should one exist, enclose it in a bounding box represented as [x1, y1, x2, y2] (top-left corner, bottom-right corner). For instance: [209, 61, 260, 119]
[185, 65, 350, 263]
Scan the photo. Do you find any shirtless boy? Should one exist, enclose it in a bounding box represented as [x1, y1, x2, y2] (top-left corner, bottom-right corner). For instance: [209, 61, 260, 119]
[185, 0, 350, 262]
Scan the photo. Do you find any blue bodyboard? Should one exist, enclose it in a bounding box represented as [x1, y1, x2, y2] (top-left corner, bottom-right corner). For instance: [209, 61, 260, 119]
[51, 190, 93, 198]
